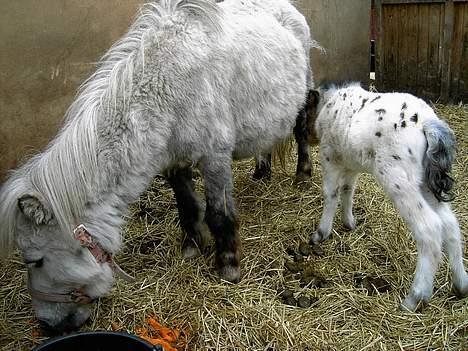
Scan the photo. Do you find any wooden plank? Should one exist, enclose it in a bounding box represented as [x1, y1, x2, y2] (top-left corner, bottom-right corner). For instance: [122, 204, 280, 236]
[406, 3, 420, 95]
[458, 2, 468, 101]
[397, 4, 410, 92]
[382, 0, 445, 4]
[383, 4, 399, 91]
[375, 0, 384, 88]
[450, 2, 464, 100]
[416, 3, 430, 97]
[426, 3, 443, 100]
[440, 0, 455, 100]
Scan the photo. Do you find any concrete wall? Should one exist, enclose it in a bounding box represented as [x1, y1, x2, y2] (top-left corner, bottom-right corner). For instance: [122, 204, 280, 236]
[295, 0, 371, 86]
[0, 0, 144, 181]
[0, 0, 370, 182]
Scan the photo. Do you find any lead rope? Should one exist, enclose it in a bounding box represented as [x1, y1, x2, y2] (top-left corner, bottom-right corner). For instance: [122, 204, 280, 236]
[74, 224, 136, 283]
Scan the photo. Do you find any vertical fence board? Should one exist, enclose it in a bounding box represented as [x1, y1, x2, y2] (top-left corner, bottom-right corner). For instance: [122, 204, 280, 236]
[417, 4, 430, 97]
[451, 3, 464, 99]
[458, 3, 468, 100]
[376, 0, 468, 102]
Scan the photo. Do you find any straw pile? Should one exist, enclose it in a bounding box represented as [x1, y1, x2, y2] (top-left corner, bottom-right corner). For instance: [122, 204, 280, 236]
[1, 103, 467, 350]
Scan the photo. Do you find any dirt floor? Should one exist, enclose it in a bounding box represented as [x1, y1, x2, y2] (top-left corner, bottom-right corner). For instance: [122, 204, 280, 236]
[0, 104, 467, 350]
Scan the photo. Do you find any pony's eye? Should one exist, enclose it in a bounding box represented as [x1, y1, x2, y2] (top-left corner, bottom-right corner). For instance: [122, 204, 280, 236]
[25, 258, 44, 268]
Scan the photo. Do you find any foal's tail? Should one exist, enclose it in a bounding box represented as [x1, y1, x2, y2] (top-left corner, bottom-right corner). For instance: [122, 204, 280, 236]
[423, 118, 457, 202]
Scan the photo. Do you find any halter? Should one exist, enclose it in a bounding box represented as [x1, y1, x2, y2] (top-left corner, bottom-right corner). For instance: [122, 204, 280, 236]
[28, 224, 135, 305]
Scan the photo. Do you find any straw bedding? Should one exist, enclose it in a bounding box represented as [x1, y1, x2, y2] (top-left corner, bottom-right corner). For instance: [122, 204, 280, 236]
[0, 103, 467, 350]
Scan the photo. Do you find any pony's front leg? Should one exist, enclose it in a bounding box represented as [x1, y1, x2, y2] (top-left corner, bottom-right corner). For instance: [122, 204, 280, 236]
[253, 154, 272, 180]
[199, 154, 241, 283]
[294, 106, 312, 184]
[310, 158, 342, 244]
[167, 167, 211, 259]
[340, 172, 359, 230]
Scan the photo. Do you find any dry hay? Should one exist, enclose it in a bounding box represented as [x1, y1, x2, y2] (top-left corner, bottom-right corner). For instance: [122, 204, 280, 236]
[1, 103, 467, 351]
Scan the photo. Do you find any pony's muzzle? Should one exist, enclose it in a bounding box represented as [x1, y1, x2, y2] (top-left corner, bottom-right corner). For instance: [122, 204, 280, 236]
[34, 301, 92, 335]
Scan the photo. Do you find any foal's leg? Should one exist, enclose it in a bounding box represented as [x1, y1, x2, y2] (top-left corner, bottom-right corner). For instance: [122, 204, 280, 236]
[253, 153, 272, 180]
[340, 172, 359, 231]
[199, 154, 241, 283]
[167, 167, 211, 258]
[421, 188, 468, 298]
[294, 106, 312, 184]
[378, 173, 443, 311]
[310, 157, 343, 244]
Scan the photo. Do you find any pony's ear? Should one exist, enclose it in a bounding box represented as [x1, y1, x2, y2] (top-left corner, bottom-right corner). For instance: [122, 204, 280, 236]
[17, 194, 55, 225]
[307, 89, 320, 107]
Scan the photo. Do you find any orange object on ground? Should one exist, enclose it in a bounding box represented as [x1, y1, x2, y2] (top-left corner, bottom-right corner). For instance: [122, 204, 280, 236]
[111, 321, 120, 331]
[135, 316, 187, 351]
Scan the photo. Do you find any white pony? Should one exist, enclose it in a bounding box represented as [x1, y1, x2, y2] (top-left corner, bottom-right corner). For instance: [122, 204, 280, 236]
[0, 0, 316, 331]
[306, 82, 468, 311]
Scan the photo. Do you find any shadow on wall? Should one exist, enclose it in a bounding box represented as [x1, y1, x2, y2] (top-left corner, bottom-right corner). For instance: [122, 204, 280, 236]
[0, 0, 143, 182]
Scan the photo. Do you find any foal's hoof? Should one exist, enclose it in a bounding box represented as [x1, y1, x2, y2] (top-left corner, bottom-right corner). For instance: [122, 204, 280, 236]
[452, 280, 468, 299]
[400, 293, 429, 312]
[343, 218, 356, 231]
[309, 231, 323, 245]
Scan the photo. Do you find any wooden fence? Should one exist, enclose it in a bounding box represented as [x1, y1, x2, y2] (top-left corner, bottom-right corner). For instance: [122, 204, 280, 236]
[375, 0, 468, 102]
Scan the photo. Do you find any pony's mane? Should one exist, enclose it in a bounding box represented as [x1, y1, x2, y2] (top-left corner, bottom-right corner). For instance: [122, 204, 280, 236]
[0, 0, 223, 256]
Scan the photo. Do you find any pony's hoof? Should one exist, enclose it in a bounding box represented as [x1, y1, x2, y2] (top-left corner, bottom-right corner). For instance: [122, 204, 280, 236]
[294, 173, 312, 189]
[252, 167, 271, 181]
[218, 265, 241, 283]
[182, 244, 202, 259]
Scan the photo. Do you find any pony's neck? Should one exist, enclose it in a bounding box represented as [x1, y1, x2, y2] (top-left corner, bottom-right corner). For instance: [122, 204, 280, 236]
[79, 194, 131, 255]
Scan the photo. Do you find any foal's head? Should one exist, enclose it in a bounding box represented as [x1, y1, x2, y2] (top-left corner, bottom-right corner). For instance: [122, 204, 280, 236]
[3, 189, 115, 333]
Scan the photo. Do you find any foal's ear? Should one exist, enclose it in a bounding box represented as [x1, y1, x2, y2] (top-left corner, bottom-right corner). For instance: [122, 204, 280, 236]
[18, 194, 55, 225]
[307, 90, 320, 107]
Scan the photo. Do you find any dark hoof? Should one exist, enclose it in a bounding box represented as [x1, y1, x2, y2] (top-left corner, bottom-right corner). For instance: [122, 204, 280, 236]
[253, 169, 271, 181]
[218, 265, 240, 283]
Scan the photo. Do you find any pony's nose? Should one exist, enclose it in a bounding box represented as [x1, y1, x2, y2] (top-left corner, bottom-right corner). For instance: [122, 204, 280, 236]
[38, 313, 86, 336]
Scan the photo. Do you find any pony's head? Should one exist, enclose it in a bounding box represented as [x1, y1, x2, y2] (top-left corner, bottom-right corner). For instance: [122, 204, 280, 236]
[0, 177, 115, 333]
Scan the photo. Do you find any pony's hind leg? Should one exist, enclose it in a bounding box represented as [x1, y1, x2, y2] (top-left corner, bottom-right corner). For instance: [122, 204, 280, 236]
[253, 153, 272, 180]
[294, 106, 312, 184]
[340, 172, 359, 231]
[167, 167, 211, 259]
[378, 173, 443, 311]
[421, 188, 468, 298]
[199, 154, 241, 283]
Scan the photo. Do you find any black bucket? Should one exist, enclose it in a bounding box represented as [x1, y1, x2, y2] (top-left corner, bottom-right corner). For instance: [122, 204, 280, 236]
[32, 331, 163, 351]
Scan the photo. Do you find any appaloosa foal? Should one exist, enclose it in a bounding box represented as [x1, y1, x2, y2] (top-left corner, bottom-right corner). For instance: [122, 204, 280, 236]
[307, 82, 468, 311]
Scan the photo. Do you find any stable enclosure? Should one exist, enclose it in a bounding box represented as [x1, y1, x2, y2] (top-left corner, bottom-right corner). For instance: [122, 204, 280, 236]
[375, 0, 468, 102]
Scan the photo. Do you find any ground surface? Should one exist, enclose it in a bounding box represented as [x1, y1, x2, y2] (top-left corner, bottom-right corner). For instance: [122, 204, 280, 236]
[0, 104, 467, 350]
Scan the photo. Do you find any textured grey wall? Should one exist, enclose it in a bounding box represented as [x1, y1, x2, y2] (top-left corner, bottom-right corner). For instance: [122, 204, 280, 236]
[295, 0, 371, 86]
[0, 0, 370, 182]
[0, 0, 143, 181]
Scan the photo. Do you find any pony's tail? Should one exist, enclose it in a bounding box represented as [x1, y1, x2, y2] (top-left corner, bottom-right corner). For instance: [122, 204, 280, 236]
[423, 118, 457, 202]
